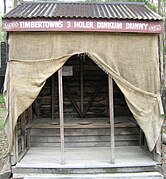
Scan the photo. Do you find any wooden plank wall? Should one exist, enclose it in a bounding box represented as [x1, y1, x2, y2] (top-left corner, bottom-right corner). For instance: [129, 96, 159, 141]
[16, 106, 32, 160]
[36, 55, 131, 119]
[29, 55, 139, 148]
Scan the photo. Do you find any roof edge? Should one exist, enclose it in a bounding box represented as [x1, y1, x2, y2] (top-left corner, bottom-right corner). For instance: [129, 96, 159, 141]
[21, 1, 146, 5]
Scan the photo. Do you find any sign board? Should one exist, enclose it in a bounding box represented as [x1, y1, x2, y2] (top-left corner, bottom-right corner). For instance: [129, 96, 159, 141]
[2, 18, 164, 33]
[62, 66, 73, 76]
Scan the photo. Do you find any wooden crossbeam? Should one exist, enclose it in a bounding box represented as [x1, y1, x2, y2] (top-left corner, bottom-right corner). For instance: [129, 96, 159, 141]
[82, 82, 105, 118]
[64, 85, 83, 118]
[64, 82, 105, 119]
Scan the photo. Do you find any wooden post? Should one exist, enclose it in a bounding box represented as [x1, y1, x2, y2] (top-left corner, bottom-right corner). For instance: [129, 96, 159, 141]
[58, 68, 65, 164]
[14, 124, 19, 163]
[28, 106, 32, 122]
[158, 0, 165, 159]
[21, 112, 26, 151]
[34, 100, 39, 119]
[52, 74, 55, 119]
[108, 75, 115, 164]
[139, 128, 143, 147]
[9, 67, 17, 164]
[80, 58, 84, 115]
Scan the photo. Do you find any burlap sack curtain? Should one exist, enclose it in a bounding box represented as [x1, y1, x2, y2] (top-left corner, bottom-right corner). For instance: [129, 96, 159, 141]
[4, 32, 164, 152]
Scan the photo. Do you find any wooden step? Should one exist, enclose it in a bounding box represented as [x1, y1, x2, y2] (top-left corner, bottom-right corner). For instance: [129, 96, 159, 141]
[12, 146, 159, 179]
[20, 172, 164, 179]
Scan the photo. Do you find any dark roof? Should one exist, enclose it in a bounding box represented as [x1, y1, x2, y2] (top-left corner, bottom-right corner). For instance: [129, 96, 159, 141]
[3, 2, 162, 20]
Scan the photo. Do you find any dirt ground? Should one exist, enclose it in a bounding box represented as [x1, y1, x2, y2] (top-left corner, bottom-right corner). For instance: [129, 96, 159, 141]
[0, 131, 8, 171]
[0, 104, 8, 173]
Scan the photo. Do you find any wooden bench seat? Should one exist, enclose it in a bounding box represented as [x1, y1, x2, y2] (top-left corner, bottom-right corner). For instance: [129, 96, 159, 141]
[28, 117, 139, 148]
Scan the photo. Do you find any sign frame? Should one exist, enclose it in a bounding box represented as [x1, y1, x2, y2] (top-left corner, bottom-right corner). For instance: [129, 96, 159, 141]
[2, 18, 164, 33]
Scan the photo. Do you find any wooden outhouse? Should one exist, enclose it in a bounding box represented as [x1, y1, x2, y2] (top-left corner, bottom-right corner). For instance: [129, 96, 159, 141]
[2, 2, 165, 178]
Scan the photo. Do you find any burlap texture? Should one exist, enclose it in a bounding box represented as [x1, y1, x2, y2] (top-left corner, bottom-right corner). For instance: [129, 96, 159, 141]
[4, 32, 164, 153]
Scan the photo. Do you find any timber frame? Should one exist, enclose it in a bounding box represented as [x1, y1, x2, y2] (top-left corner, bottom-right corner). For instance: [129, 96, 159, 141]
[2, 2, 165, 178]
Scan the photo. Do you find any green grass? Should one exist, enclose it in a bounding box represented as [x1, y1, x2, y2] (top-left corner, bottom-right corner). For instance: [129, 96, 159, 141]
[0, 94, 4, 104]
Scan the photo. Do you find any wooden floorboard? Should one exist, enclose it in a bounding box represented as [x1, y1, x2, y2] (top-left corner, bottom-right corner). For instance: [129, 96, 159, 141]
[16, 146, 156, 168]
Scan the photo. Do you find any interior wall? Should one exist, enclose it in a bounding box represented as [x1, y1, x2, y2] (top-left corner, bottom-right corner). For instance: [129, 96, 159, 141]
[34, 55, 131, 120]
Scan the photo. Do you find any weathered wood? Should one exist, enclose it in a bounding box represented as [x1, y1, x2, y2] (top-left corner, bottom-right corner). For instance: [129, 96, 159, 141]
[29, 118, 139, 148]
[80, 58, 84, 114]
[31, 135, 139, 143]
[51, 74, 55, 119]
[108, 76, 115, 164]
[21, 110, 26, 151]
[64, 84, 83, 118]
[31, 141, 139, 148]
[36, 56, 131, 119]
[34, 100, 39, 119]
[82, 82, 105, 117]
[27, 106, 32, 122]
[30, 123, 136, 129]
[58, 68, 65, 164]
[139, 128, 144, 147]
[30, 127, 139, 137]
[14, 125, 19, 163]
[26, 129, 30, 149]
[26, 107, 32, 150]
[28, 117, 137, 129]
[27, 56, 140, 161]
[15, 146, 156, 169]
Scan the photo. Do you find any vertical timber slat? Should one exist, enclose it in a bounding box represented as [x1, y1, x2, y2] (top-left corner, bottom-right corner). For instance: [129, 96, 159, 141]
[80, 58, 84, 114]
[27, 107, 32, 149]
[139, 128, 143, 147]
[58, 68, 65, 164]
[14, 125, 19, 163]
[28, 106, 32, 122]
[21, 112, 26, 152]
[52, 74, 55, 119]
[34, 100, 39, 119]
[108, 75, 115, 164]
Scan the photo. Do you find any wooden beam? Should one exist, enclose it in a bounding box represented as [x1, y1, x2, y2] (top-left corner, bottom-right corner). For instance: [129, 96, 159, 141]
[64, 85, 83, 118]
[52, 74, 55, 119]
[82, 82, 105, 118]
[58, 68, 65, 165]
[108, 75, 115, 164]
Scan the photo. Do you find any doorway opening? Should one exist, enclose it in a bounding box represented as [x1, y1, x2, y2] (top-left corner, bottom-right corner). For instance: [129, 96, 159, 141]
[14, 54, 155, 168]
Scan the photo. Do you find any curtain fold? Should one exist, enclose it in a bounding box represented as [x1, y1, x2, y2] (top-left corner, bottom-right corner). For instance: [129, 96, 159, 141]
[4, 32, 164, 153]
